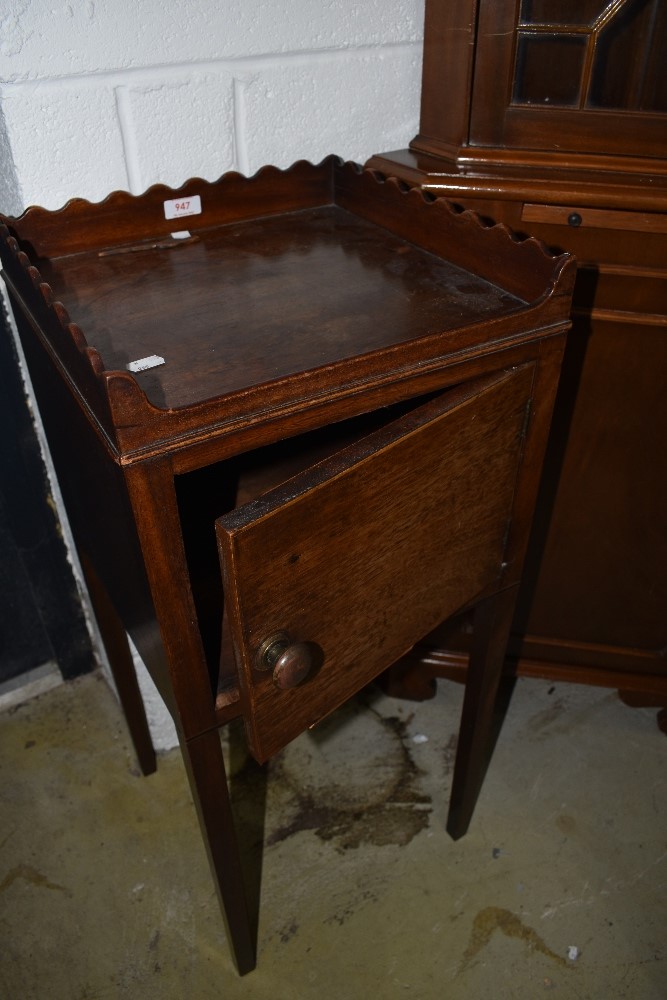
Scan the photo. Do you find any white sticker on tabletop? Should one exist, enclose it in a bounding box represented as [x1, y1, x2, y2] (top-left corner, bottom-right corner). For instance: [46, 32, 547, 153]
[127, 355, 165, 373]
[163, 195, 202, 221]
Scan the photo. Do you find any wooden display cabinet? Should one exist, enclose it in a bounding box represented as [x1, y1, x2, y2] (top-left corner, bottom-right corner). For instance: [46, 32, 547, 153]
[0, 158, 574, 972]
[369, 0, 667, 726]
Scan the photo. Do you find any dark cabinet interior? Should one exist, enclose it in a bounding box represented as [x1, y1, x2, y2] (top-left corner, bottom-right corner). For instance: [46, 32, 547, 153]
[0, 303, 93, 687]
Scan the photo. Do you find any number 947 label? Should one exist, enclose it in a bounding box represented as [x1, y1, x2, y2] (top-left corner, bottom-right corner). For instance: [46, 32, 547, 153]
[164, 195, 202, 220]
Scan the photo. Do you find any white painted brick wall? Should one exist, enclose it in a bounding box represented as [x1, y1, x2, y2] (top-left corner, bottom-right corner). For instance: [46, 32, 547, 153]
[1, 0, 424, 210]
[0, 0, 424, 749]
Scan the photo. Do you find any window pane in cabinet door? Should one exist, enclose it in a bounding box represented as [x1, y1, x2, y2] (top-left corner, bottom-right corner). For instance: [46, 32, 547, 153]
[513, 33, 586, 106]
[517, 0, 667, 113]
[588, 0, 667, 111]
[470, 0, 667, 155]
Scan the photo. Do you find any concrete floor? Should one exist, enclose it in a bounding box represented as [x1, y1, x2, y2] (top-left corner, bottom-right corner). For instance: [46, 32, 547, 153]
[0, 670, 665, 1000]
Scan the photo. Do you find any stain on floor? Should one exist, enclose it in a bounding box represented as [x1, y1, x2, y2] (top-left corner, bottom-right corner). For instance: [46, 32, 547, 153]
[525, 700, 567, 735]
[0, 863, 72, 897]
[556, 813, 577, 836]
[460, 906, 569, 973]
[267, 696, 432, 851]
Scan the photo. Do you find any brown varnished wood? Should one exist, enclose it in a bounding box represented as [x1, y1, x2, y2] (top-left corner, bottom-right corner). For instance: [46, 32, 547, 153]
[10, 159, 336, 258]
[217, 367, 533, 762]
[517, 314, 667, 657]
[179, 729, 256, 975]
[521, 203, 667, 235]
[382, 641, 667, 705]
[165, 336, 560, 478]
[1, 159, 574, 461]
[37, 206, 524, 411]
[418, 0, 477, 155]
[122, 459, 223, 739]
[0, 159, 575, 972]
[367, 2, 667, 723]
[366, 148, 667, 215]
[447, 586, 520, 840]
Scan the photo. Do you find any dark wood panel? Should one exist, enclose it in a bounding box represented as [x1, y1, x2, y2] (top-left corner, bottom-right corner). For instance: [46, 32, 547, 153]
[367, 0, 667, 701]
[218, 367, 533, 762]
[516, 313, 667, 654]
[522, 203, 667, 234]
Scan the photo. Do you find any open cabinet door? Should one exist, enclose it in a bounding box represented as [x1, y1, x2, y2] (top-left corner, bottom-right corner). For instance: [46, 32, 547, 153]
[216, 365, 534, 762]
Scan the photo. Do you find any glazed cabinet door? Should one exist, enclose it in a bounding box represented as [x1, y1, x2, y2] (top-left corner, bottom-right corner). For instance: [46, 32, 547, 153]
[469, 0, 667, 160]
[217, 366, 534, 762]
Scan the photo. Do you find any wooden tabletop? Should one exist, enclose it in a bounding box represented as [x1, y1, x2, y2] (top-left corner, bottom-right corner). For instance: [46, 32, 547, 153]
[41, 206, 523, 411]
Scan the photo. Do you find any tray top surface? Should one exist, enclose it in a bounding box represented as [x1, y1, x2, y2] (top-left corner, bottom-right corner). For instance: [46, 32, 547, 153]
[41, 205, 524, 411]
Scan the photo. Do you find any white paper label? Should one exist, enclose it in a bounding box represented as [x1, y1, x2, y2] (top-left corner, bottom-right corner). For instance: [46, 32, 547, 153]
[127, 355, 165, 372]
[163, 195, 202, 221]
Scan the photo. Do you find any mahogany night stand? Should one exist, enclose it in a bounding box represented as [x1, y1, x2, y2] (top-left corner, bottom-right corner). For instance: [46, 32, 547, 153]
[0, 158, 575, 974]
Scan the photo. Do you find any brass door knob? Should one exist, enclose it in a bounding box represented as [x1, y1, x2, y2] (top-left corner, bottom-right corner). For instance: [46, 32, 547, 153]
[254, 632, 314, 689]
